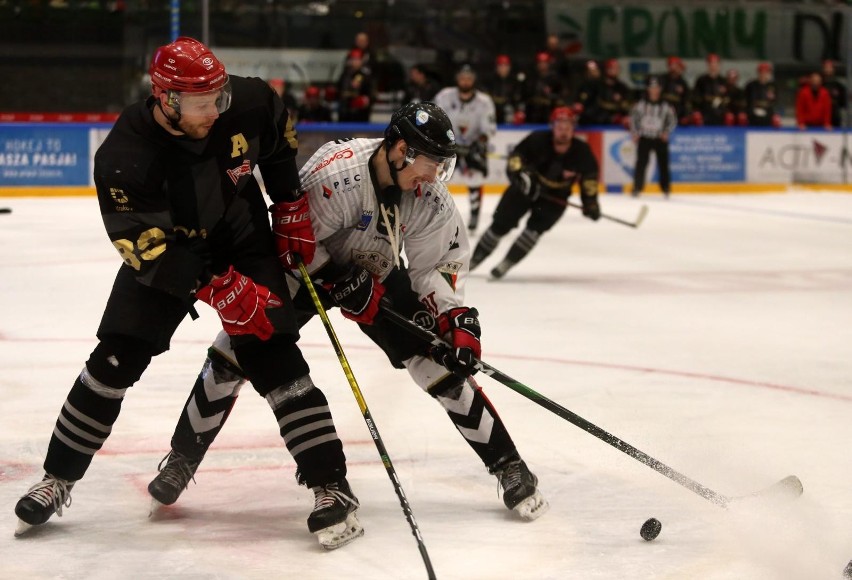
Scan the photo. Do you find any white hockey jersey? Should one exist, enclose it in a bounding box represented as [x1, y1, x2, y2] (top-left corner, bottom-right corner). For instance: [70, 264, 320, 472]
[300, 137, 470, 315]
[433, 88, 497, 146]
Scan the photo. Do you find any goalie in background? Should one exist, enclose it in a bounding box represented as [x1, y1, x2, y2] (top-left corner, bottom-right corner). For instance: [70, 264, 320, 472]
[470, 106, 601, 279]
[434, 64, 497, 233]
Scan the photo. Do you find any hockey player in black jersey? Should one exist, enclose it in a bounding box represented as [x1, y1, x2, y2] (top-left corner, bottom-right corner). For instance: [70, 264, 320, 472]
[14, 37, 363, 548]
[470, 106, 601, 279]
[147, 102, 548, 523]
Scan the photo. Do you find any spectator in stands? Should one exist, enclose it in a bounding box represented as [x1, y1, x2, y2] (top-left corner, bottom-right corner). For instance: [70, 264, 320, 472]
[403, 63, 441, 105]
[346, 32, 376, 71]
[590, 59, 631, 126]
[796, 72, 833, 130]
[484, 54, 526, 125]
[724, 69, 747, 126]
[660, 57, 691, 125]
[267, 78, 298, 121]
[297, 85, 332, 123]
[575, 60, 601, 125]
[522, 51, 566, 124]
[542, 34, 571, 80]
[693, 54, 728, 126]
[744, 62, 780, 127]
[630, 76, 677, 198]
[337, 49, 374, 122]
[822, 59, 847, 129]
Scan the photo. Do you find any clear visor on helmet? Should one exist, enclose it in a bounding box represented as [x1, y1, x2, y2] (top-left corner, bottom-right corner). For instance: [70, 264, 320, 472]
[404, 146, 457, 182]
[169, 80, 232, 116]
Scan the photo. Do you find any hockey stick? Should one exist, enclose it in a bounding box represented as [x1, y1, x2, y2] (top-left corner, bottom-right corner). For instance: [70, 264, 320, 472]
[297, 263, 437, 580]
[0, 208, 11, 214]
[379, 301, 803, 509]
[540, 193, 649, 229]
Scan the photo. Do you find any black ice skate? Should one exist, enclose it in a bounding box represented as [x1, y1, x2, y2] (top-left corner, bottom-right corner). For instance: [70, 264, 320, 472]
[490, 258, 517, 280]
[495, 459, 549, 521]
[468, 213, 479, 233]
[307, 479, 363, 549]
[148, 450, 200, 513]
[14, 474, 75, 536]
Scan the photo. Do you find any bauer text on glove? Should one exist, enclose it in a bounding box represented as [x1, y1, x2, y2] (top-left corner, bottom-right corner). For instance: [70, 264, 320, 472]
[270, 195, 316, 267]
[196, 266, 282, 340]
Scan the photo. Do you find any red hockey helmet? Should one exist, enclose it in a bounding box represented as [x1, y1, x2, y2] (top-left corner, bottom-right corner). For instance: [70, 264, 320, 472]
[495, 54, 511, 66]
[550, 106, 575, 124]
[757, 62, 773, 74]
[149, 36, 231, 115]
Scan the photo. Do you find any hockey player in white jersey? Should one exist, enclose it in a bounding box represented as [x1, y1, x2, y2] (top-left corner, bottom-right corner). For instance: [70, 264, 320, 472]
[147, 102, 548, 531]
[434, 65, 497, 233]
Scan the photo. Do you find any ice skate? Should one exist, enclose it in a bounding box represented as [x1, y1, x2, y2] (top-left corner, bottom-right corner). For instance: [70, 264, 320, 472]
[307, 479, 363, 549]
[147, 450, 200, 514]
[14, 474, 75, 536]
[490, 258, 516, 280]
[495, 459, 549, 521]
[468, 213, 479, 234]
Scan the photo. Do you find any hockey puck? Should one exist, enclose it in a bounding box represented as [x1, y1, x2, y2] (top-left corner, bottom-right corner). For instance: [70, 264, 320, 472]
[640, 517, 662, 541]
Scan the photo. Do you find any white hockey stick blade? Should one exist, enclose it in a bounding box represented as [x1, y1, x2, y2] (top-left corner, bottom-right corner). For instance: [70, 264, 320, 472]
[633, 204, 649, 228]
[728, 475, 803, 507]
[14, 519, 33, 537]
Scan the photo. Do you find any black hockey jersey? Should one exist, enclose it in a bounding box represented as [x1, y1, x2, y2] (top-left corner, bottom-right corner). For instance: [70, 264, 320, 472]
[93, 75, 300, 299]
[507, 131, 600, 198]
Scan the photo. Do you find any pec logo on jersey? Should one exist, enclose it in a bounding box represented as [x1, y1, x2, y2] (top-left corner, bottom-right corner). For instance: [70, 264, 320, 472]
[226, 160, 252, 185]
[322, 184, 333, 199]
[355, 212, 373, 230]
[230, 134, 249, 158]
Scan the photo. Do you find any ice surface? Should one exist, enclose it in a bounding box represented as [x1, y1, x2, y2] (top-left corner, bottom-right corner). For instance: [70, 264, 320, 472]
[1, 192, 851, 579]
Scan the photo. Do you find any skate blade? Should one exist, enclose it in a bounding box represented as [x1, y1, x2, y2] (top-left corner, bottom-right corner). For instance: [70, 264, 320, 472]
[14, 519, 34, 537]
[514, 490, 549, 521]
[315, 512, 364, 550]
[148, 498, 164, 518]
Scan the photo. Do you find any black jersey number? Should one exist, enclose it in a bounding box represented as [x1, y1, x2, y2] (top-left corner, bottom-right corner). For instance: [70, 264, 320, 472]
[112, 227, 166, 270]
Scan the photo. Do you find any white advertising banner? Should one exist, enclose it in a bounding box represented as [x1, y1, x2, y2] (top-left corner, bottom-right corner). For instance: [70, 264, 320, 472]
[746, 131, 852, 184]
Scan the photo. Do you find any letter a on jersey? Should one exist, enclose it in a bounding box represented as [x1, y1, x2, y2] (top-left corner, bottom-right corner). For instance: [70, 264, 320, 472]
[230, 133, 249, 158]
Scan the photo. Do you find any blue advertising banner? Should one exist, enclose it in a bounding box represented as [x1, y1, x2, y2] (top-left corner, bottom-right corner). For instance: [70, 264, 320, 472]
[668, 129, 746, 182]
[0, 124, 91, 186]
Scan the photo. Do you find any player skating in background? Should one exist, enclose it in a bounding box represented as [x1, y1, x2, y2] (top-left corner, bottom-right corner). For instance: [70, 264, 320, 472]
[434, 64, 497, 234]
[13, 37, 364, 548]
[148, 102, 548, 522]
[470, 107, 601, 279]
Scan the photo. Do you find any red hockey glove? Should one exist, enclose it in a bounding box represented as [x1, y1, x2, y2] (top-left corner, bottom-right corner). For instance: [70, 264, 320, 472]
[270, 196, 315, 268]
[196, 266, 282, 340]
[327, 266, 386, 325]
[434, 307, 482, 377]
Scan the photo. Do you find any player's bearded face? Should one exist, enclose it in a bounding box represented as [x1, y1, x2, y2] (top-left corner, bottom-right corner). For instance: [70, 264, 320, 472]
[175, 112, 219, 139]
[552, 119, 573, 145]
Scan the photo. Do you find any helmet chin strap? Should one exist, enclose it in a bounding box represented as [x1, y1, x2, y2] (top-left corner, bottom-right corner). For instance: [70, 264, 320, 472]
[385, 145, 406, 187]
[156, 96, 185, 133]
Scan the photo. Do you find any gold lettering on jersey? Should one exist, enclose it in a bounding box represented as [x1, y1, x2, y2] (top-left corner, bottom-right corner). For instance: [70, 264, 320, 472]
[284, 115, 298, 150]
[174, 225, 208, 239]
[230, 133, 249, 158]
[111, 227, 166, 270]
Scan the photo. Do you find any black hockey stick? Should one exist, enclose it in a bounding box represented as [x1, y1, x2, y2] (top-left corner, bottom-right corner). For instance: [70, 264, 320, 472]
[298, 263, 437, 580]
[379, 301, 803, 509]
[540, 193, 649, 229]
[0, 208, 11, 214]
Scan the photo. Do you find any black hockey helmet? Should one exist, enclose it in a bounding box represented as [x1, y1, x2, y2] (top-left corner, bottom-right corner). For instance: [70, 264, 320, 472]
[384, 102, 457, 181]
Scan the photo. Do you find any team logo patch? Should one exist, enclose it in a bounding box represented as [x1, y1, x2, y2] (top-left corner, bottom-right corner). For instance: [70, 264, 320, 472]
[416, 110, 429, 125]
[322, 184, 333, 199]
[355, 212, 372, 230]
[226, 160, 252, 185]
[436, 261, 462, 274]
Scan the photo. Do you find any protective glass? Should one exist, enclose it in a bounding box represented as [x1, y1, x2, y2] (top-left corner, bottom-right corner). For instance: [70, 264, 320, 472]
[404, 147, 457, 182]
[169, 80, 232, 116]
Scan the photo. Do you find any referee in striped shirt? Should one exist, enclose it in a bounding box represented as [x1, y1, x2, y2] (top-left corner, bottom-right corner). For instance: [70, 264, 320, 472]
[629, 76, 677, 197]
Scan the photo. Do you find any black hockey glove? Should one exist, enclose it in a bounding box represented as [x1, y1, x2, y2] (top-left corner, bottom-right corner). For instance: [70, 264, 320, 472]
[510, 169, 539, 201]
[327, 266, 386, 325]
[581, 194, 601, 221]
[466, 140, 489, 175]
[432, 307, 482, 377]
